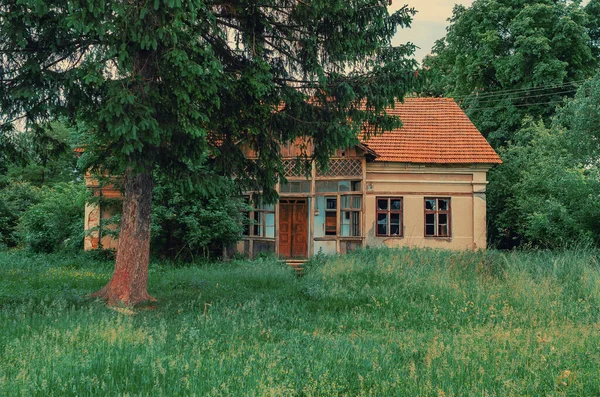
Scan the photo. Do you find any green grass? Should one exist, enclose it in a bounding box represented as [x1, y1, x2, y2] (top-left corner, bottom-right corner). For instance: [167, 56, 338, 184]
[1, 248, 600, 396]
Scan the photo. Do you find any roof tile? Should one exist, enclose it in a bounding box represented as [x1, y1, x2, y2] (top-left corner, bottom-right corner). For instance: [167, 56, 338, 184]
[362, 98, 502, 164]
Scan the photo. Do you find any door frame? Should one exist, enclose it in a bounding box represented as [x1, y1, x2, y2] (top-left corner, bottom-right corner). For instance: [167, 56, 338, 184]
[278, 198, 309, 259]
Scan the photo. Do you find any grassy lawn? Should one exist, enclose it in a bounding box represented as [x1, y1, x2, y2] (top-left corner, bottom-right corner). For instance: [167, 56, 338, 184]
[1, 248, 600, 396]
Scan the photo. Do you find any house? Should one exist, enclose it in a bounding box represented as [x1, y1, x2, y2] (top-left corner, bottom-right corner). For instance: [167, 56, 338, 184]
[84, 97, 501, 256]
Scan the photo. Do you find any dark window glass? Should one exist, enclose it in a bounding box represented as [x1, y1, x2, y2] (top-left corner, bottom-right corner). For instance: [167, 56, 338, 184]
[390, 213, 400, 235]
[425, 199, 436, 210]
[377, 199, 388, 210]
[377, 213, 388, 235]
[326, 198, 337, 209]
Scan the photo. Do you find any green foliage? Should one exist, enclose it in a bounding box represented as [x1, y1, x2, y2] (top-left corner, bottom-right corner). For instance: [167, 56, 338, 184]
[2, 247, 600, 394]
[422, 0, 596, 146]
[151, 173, 248, 260]
[18, 182, 87, 253]
[0, 122, 81, 188]
[0, 0, 418, 201]
[488, 75, 600, 248]
[0, 182, 41, 248]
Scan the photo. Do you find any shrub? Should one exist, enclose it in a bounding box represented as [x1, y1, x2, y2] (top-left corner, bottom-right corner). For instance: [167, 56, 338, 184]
[151, 175, 248, 260]
[19, 182, 87, 253]
[0, 182, 41, 248]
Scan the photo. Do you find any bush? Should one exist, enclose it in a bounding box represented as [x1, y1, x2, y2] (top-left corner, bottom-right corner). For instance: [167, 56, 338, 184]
[151, 175, 248, 260]
[0, 182, 41, 248]
[19, 182, 87, 253]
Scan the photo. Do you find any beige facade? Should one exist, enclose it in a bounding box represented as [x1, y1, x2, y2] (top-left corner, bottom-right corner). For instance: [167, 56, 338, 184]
[238, 150, 493, 259]
[83, 175, 120, 251]
[84, 98, 501, 256]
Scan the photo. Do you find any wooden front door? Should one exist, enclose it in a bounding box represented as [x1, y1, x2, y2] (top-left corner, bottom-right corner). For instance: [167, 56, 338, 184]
[279, 199, 308, 258]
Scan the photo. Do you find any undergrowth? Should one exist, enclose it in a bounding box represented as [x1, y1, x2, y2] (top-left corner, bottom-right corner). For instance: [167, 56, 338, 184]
[1, 247, 599, 396]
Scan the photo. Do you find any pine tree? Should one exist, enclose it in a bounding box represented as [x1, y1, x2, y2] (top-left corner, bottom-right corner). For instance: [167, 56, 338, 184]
[1, 0, 417, 305]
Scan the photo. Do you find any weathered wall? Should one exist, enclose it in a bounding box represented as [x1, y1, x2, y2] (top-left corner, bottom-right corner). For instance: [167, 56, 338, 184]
[364, 162, 491, 250]
[83, 175, 120, 251]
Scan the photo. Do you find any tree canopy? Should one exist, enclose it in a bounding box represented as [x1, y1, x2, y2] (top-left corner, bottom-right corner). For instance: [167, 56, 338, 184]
[1, 0, 418, 305]
[422, 0, 596, 146]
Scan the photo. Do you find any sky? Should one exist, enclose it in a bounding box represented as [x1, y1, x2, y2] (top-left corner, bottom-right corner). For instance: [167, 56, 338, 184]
[390, 0, 474, 63]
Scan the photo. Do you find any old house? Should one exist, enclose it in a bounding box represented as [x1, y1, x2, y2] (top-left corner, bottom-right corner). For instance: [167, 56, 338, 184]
[84, 98, 501, 256]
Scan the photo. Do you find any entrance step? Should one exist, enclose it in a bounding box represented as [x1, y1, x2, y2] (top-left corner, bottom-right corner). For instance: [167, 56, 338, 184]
[282, 259, 307, 276]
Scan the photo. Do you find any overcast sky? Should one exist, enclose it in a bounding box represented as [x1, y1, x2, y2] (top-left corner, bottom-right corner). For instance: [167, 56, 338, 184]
[390, 0, 474, 63]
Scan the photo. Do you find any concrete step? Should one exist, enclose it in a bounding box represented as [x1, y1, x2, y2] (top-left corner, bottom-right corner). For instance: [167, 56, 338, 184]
[281, 259, 307, 276]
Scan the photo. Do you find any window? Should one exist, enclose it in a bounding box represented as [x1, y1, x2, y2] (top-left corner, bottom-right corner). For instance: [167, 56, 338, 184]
[243, 197, 275, 238]
[424, 198, 451, 237]
[315, 194, 362, 237]
[279, 181, 310, 193]
[325, 197, 337, 235]
[341, 195, 361, 236]
[376, 197, 403, 236]
[315, 180, 361, 193]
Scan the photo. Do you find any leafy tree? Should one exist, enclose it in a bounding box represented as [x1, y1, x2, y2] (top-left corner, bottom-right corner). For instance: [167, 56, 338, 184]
[488, 76, 600, 249]
[423, 0, 596, 146]
[1, 1, 417, 305]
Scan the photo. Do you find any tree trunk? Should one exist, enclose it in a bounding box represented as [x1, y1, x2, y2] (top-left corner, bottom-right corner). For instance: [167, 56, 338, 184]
[90, 167, 155, 306]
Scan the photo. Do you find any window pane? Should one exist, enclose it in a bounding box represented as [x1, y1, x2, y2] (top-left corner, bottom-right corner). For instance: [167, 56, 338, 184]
[301, 181, 311, 193]
[325, 212, 337, 235]
[326, 198, 337, 209]
[425, 213, 435, 224]
[425, 224, 435, 236]
[377, 213, 388, 235]
[340, 211, 350, 236]
[328, 181, 339, 192]
[351, 181, 361, 191]
[291, 182, 301, 193]
[425, 199, 436, 210]
[438, 224, 448, 237]
[279, 182, 290, 193]
[339, 181, 350, 192]
[390, 213, 400, 236]
[439, 213, 448, 225]
[351, 212, 360, 236]
[352, 196, 361, 209]
[341, 195, 351, 209]
[391, 199, 401, 210]
[438, 199, 449, 211]
[377, 199, 388, 210]
[316, 181, 328, 193]
[265, 226, 275, 238]
[266, 213, 275, 227]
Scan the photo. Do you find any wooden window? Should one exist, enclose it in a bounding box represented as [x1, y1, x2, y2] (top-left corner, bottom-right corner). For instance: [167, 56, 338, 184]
[243, 196, 275, 238]
[424, 198, 451, 237]
[317, 194, 362, 237]
[324, 197, 337, 235]
[340, 195, 361, 236]
[376, 197, 403, 237]
[315, 180, 361, 193]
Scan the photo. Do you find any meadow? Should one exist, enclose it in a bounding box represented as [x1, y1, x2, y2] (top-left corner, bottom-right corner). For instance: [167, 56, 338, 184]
[1, 247, 599, 396]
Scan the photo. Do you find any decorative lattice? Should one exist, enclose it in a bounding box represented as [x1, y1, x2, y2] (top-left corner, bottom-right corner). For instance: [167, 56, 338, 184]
[317, 159, 362, 177]
[282, 160, 305, 178]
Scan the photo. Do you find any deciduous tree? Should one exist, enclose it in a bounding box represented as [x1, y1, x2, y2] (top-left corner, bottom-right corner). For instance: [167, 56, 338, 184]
[422, 0, 596, 146]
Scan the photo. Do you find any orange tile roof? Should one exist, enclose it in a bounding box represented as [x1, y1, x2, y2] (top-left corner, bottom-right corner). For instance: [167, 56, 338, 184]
[362, 98, 502, 164]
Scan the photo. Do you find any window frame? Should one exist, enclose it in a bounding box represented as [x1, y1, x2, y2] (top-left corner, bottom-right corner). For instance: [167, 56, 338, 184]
[243, 196, 276, 239]
[316, 193, 363, 238]
[376, 197, 404, 237]
[424, 197, 451, 238]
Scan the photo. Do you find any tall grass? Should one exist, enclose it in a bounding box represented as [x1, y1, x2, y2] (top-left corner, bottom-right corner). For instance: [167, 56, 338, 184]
[1, 248, 599, 396]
